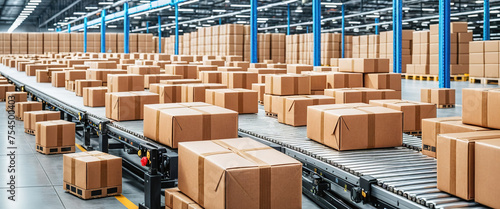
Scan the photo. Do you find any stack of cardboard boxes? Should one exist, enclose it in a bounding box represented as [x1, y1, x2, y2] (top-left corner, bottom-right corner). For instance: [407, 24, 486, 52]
[105, 33, 118, 53]
[429, 22, 471, 75]
[28, 33, 44, 54]
[59, 34, 71, 53]
[70, 33, 84, 52]
[407, 31, 430, 74]
[381, 30, 413, 73]
[0, 33, 11, 54]
[257, 33, 271, 62]
[321, 33, 341, 66]
[12, 33, 28, 54]
[286, 34, 300, 64]
[469, 40, 500, 78]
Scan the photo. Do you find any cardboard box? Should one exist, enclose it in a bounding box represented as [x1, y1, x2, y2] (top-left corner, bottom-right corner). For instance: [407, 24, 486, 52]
[35, 120, 75, 148]
[421, 117, 490, 158]
[181, 83, 227, 102]
[325, 72, 363, 89]
[144, 74, 183, 88]
[437, 131, 500, 200]
[36, 70, 51, 83]
[24, 111, 60, 132]
[149, 84, 183, 103]
[75, 80, 102, 97]
[165, 65, 198, 79]
[252, 83, 265, 102]
[287, 64, 313, 74]
[170, 189, 203, 209]
[199, 71, 222, 84]
[65, 70, 86, 81]
[475, 139, 500, 209]
[107, 74, 144, 92]
[369, 100, 436, 131]
[6, 92, 27, 111]
[160, 79, 202, 85]
[205, 88, 258, 113]
[462, 88, 500, 129]
[421, 88, 455, 105]
[143, 103, 238, 147]
[276, 95, 335, 126]
[83, 87, 108, 107]
[86, 69, 127, 83]
[89, 61, 117, 69]
[178, 138, 302, 209]
[0, 84, 15, 100]
[339, 58, 390, 73]
[165, 188, 181, 209]
[105, 92, 159, 121]
[15, 101, 42, 120]
[265, 74, 310, 95]
[307, 104, 402, 150]
[364, 73, 401, 91]
[221, 71, 258, 89]
[127, 65, 161, 75]
[325, 88, 400, 104]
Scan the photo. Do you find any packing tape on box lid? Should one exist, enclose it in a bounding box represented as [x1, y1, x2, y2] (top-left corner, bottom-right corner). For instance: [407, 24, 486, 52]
[238, 90, 244, 113]
[445, 90, 450, 105]
[98, 157, 108, 188]
[427, 90, 432, 104]
[318, 105, 366, 143]
[481, 91, 488, 127]
[385, 74, 391, 89]
[293, 77, 299, 95]
[344, 74, 350, 88]
[423, 117, 462, 152]
[449, 139, 457, 195]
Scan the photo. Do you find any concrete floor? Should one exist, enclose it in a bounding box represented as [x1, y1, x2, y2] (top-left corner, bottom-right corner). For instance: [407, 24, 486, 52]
[0, 78, 496, 209]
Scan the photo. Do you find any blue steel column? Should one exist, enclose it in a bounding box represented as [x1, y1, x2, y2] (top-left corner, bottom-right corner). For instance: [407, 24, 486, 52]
[68, 24, 71, 33]
[147, 22, 149, 33]
[312, 0, 321, 66]
[101, 9, 106, 53]
[124, 2, 130, 54]
[393, 0, 402, 73]
[342, 4, 345, 58]
[484, 0, 490, 40]
[250, 0, 257, 63]
[158, 16, 162, 53]
[84, 17, 87, 53]
[375, 18, 379, 35]
[287, 4, 291, 35]
[439, 0, 450, 88]
[219, 18, 221, 25]
[175, 3, 179, 55]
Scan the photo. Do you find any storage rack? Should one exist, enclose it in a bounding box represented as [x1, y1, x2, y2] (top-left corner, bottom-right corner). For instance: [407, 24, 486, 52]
[0, 65, 486, 209]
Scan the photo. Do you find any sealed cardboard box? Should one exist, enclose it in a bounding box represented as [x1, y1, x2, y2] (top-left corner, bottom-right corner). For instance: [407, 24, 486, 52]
[369, 100, 436, 131]
[178, 138, 302, 209]
[171, 190, 203, 209]
[339, 58, 390, 73]
[160, 79, 202, 85]
[325, 88, 400, 104]
[181, 83, 227, 102]
[89, 61, 117, 69]
[364, 73, 401, 91]
[105, 92, 159, 121]
[421, 88, 455, 106]
[83, 87, 108, 107]
[149, 84, 183, 103]
[437, 131, 500, 200]
[205, 88, 258, 113]
[462, 88, 500, 129]
[199, 71, 222, 84]
[86, 69, 127, 83]
[165, 188, 181, 209]
[265, 74, 311, 95]
[144, 74, 182, 88]
[276, 95, 335, 126]
[127, 65, 161, 75]
[75, 80, 102, 97]
[221, 71, 258, 89]
[252, 83, 265, 103]
[15, 101, 42, 120]
[35, 120, 75, 148]
[65, 70, 87, 82]
[165, 65, 198, 79]
[24, 111, 60, 132]
[107, 74, 144, 92]
[287, 64, 313, 74]
[0, 84, 15, 101]
[307, 104, 402, 150]
[143, 103, 238, 147]
[421, 117, 490, 158]
[36, 70, 51, 83]
[6, 92, 27, 111]
[475, 139, 500, 209]
[326, 72, 363, 89]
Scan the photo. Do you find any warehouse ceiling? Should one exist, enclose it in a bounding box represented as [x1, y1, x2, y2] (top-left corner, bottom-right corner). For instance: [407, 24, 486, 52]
[3, 0, 500, 40]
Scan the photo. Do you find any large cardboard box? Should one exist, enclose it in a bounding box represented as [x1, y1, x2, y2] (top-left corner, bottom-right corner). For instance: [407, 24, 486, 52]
[107, 74, 144, 92]
[35, 120, 75, 148]
[149, 84, 183, 103]
[475, 139, 500, 209]
[221, 71, 258, 89]
[421, 117, 490, 158]
[15, 101, 43, 120]
[364, 73, 401, 91]
[0, 84, 15, 100]
[65, 70, 87, 81]
[24, 111, 60, 132]
[181, 83, 227, 103]
[83, 87, 108, 107]
[75, 80, 102, 97]
[265, 74, 311, 95]
[199, 71, 222, 84]
[326, 72, 363, 89]
[307, 104, 402, 150]
[5, 92, 27, 111]
[369, 100, 436, 132]
[143, 103, 238, 147]
[178, 138, 302, 209]
[421, 88, 455, 106]
[437, 131, 500, 200]
[205, 88, 258, 114]
[105, 92, 159, 121]
[462, 88, 500, 129]
[275, 95, 335, 126]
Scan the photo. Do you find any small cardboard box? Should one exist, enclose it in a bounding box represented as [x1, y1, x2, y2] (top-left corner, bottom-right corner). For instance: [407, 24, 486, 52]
[178, 138, 302, 209]
[107, 74, 144, 92]
[149, 84, 183, 103]
[205, 88, 258, 113]
[421, 117, 490, 158]
[369, 100, 436, 132]
[35, 120, 75, 148]
[86, 69, 127, 83]
[286, 64, 313, 74]
[36, 70, 51, 83]
[199, 71, 222, 83]
[144, 74, 182, 88]
[325, 88, 400, 104]
[165, 64, 198, 79]
[6, 92, 27, 111]
[475, 139, 500, 209]
[221, 71, 258, 89]
[339, 58, 390, 73]
[83, 87, 108, 107]
[276, 95, 335, 126]
[421, 88, 455, 106]
[326, 72, 363, 89]
[89, 61, 117, 69]
[105, 92, 159, 121]
[160, 79, 202, 85]
[364, 73, 401, 91]
[0, 84, 15, 100]
[181, 83, 227, 102]
[15, 101, 42, 120]
[75, 80, 102, 97]
[252, 83, 265, 103]
[462, 88, 500, 129]
[307, 104, 402, 150]
[127, 65, 161, 75]
[171, 189, 203, 209]
[265, 74, 311, 95]
[437, 131, 500, 200]
[65, 70, 86, 81]
[24, 111, 60, 131]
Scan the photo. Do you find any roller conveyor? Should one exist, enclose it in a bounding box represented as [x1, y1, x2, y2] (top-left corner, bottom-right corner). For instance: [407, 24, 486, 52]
[0, 65, 487, 209]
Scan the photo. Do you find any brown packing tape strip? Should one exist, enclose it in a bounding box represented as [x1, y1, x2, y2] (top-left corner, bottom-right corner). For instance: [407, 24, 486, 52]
[134, 95, 141, 119]
[197, 150, 231, 205]
[445, 90, 449, 105]
[385, 74, 391, 89]
[242, 73, 247, 89]
[427, 90, 432, 103]
[361, 92, 367, 103]
[449, 139, 457, 194]
[344, 74, 350, 88]
[238, 91, 244, 113]
[481, 91, 488, 127]
[56, 123, 63, 146]
[190, 107, 212, 140]
[415, 106, 421, 130]
[294, 77, 299, 94]
[351, 107, 376, 149]
[100, 158, 108, 187]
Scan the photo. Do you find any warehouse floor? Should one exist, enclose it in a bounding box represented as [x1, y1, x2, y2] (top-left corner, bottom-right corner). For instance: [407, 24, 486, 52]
[0, 78, 496, 209]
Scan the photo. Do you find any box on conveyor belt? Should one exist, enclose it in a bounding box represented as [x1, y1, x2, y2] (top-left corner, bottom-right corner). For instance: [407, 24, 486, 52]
[364, 73, 402, 91]
[218, 66, 243, 72]
[143, 103, 238, 148]
[307, 104, 403, 150]
[298, 72, 328, 91]
[325, 88, 401, 104]
[105, 91, 159, 121]
[287, 64, 314, 74]
[203, 60, 225, 66]
[462, 88, 500, 129]
[178, 138, 302, 209]
[325, 72, 363, 89]
[24, 111, 60, 132]
[65, 80, 75, 91]
[86, 69, 127, 83]
[144, 74, 183, 88]
[0, 84, 15, 100]
[36, 70, 51, 83]
[65, 70, 87, 81]
[196, 65, 218, 74]
[274, 95, 335, 126]
[75, 80, 102, 97]
[421, 117, 491, 158]
[199, 71, 222, 84]
[149, 84, 182, 103]
[421, 88, 455, 106]
[160, 79, 202, 85]
[63, 151, 122, 199]
[205, 88, 258, 114]
[181, 83, 227, 102]
[248, 68, 287, 75]
[267, 63, 287, 69]
[127, 65, 161, 75]
[15, 101, 42, 120]
[88, 61, 117, 69]
[437, 131, 500, 201]
[475, 139, 500, 209]
[338, 58, 390, 73]
[35, 120, 75, 149]
[369, 100, 436, 132]
[265, 74, 311, 95]
[252, 83, 265, 103]
[164, 65, 198, 79]
[154, 54, 171, 61]
[221, 71, 258, 89]
[83, 87, 108, 107]
[107, 74, 144, 92]
[6, 92, 27, 111]
[165, 188, 203, 209]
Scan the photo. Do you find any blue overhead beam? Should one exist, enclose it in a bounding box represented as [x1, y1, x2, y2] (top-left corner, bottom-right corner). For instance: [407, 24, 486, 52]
[124, 2, 130, 54]
[287, 4, 291, 35]
[84, 17, 87, 53]
[439, 0, 451, 88]
[158, 16, 162, 53]
[175, 3, 179, 55]
[101, 9, 106, 53]
[484, 0, 490, 40]
[375, 18, 379, 34]
[312, 0, 321, 66]
[250, 0, 258, 63]
[342, 4, 345, 58]
[393, 0, 402, 73]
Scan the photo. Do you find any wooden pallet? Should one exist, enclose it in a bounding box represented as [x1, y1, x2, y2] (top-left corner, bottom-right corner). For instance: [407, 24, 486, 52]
[450, 74, 469, 81]
[265, 112, 277, 118]
[469, 77, 500, 85]
[36, 144, 75, 155]
[63, 182, 122, 200]
[402, 74, 469, 81]
[258, 100, 264, 105]
[25, 128, 35, 135]
[404, 131, 422, 136]
[438, 104, 455, 109]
